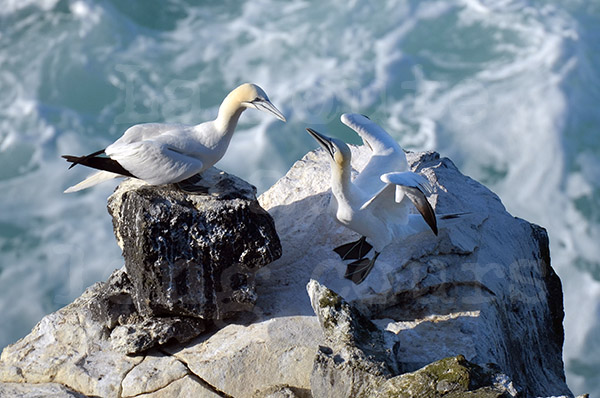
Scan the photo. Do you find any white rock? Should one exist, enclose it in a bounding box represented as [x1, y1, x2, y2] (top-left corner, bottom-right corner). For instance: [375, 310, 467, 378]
[0, 283, 142, 397]
[258, 146, 570, 397]
[135, 375, 221, 398]
[0, 382, 83, 398]
[167, 315, 321, 397]
[121, 350, 188, 397]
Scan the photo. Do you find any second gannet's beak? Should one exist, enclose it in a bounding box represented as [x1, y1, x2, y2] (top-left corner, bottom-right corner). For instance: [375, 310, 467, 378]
[251, 99, 287, 122]
[306, 128, 335, 158]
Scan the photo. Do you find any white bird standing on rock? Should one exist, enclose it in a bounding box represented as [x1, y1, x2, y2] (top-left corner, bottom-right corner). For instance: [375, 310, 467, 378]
[306, 113, 438, 284]
[62, 83, 286, 193]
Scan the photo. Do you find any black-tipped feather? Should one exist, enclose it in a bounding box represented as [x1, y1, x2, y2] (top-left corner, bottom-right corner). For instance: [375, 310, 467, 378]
[65, 149, 106, 169]
[404, 187, 438, 235]
[62, 152, 136, 178]
[333, 236, 373, 260]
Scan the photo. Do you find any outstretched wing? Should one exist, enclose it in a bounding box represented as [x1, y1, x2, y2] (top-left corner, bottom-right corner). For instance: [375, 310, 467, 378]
[361, 171, 438, 235]
[340, 113, 401, 154]
[382, 171, 433, 196]
[341, 114, 409, 195]
[382, 172, 437, 235]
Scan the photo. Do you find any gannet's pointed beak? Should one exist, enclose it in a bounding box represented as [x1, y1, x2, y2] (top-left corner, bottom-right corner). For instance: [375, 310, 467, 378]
[252, 99, 286, 122]
[306, 128, 335, 158]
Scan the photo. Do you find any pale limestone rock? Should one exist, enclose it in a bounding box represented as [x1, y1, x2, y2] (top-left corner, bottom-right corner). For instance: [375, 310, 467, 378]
[307, 279, 517, 398]
[135, 375, 221, 398]
[258, 146, 570, 397]
[252, 385, 311, 398]
[167, 316, 322, 397]
[0, 281, 142, 397]
[121, 351, 188, 397]
[0, 382, 85, 398]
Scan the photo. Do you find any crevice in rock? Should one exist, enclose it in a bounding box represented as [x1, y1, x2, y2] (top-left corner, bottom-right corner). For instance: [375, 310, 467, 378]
[118, 353, 146, 398]
[157, 348, 236, 398]
[126, 373, 188, 398]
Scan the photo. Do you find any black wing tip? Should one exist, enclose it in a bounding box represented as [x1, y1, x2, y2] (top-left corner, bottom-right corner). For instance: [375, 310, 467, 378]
[62, 155, 80, 169]
[407, 187, 438, 236]
[61, 150, 135, 178]
[426, 211, 438, 236]
[62, 149, 107, 168]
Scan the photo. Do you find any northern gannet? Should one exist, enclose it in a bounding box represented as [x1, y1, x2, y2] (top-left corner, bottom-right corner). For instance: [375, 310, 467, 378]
[306, 113, 438, 284]
[62, 83, 286, 193]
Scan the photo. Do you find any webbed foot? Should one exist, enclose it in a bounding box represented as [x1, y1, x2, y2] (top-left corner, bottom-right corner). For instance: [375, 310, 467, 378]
[333, 236, 373, 260]
[344, 251, 380, 284]
[175, 174, 209, 194]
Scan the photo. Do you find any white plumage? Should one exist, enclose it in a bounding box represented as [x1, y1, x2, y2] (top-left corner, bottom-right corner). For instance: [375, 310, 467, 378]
[306, 113, 437, 284]
[63, 83, 285, 193]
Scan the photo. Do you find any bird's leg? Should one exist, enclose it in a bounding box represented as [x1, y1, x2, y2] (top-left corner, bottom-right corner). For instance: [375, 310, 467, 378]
[175, 174, 209, 194]
[344, 251, 380, 285]
[333, 236, 373, 260]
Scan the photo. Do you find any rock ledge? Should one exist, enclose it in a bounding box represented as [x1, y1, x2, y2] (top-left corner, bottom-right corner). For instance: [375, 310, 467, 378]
[0, 149, 579, 398]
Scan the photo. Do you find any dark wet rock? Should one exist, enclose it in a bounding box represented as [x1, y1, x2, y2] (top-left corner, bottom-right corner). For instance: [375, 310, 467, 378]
[90, 269, 205, 354]
[107, 167, 282, 320]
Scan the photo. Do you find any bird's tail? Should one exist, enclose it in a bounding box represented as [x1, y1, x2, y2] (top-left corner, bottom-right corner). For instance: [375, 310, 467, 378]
[63, 149, 106, 169]
[64, 171, 122, 193]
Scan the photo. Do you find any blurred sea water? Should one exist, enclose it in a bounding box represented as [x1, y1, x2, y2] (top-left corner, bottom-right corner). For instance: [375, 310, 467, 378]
[1, 0, 599, 395]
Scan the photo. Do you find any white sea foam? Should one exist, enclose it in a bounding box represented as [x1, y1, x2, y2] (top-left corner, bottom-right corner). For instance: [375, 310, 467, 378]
[0, 0, 598, 395]
[0, 0, 60, 15]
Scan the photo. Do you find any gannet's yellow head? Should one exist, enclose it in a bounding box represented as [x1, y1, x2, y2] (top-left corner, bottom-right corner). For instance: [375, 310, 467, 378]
[306, 128, 351, 169]
[231, 83, 286, 122]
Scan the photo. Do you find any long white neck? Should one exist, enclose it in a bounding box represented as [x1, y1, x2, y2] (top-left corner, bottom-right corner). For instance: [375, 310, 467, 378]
[216, 94, 246, 134]
[330, 162, 358, 206]
[202, 93, 247, 152]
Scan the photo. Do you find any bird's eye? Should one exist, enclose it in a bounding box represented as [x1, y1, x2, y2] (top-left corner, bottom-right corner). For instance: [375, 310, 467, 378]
[253, 97, 261, 102]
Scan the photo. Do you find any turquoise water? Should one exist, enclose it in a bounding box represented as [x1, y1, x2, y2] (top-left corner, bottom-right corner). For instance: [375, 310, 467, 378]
[1, 0, 599, 395]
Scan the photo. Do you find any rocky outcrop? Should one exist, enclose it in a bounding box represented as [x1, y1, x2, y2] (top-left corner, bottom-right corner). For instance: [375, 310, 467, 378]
[0, 167, 283, 397]
[0, 274, 144, 397]
[308, 279, 518, 398]
[0, 148, 578, 397]
[107, 168, 281, 320]
[256, 147, 573, 397]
